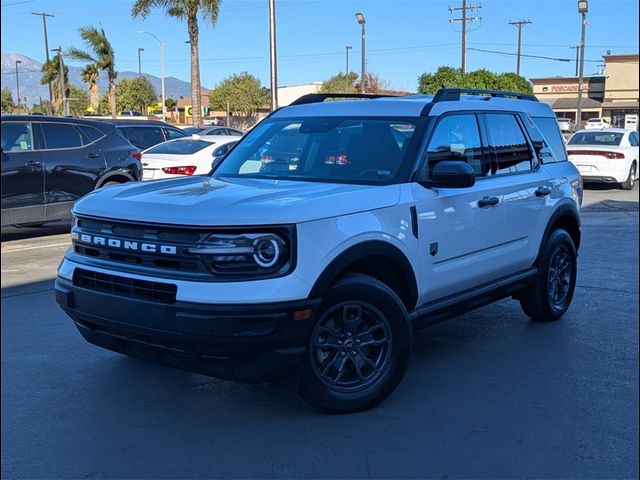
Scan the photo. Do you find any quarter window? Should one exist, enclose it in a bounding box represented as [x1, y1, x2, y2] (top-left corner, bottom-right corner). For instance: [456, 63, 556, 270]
[1, 122, 34, 152]
[41, 123, 83, 149]
[122, 126, 165, 149]
[629, 132, 639, 146]
[484, 114, 533, 175]
[164, 127, 187, 141]
[532, 116, 568, 162]
[78, 125, 104, 144]
[425, 114, 483, 176]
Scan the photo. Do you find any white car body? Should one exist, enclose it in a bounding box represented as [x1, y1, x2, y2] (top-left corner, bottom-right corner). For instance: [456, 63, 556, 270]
[557, 118, 575, 132]
[584, 118, 611, 129]
[567, 129, 639, 185]
[141, 135, 237, 180]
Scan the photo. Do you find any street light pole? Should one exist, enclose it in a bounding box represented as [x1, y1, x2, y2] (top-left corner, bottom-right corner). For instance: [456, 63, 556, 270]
[576, 0, 588, 129]
[345, 45, 352, 91]
[355, 13, 366, 93]
[139, 31, 166, 122]
[15, 60, 22, 113]
[137, 48, 144, 78]
[268, 0, 279, 111]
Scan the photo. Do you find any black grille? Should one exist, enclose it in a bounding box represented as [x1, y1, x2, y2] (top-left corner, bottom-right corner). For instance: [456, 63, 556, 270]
[73, 268, 177, 304]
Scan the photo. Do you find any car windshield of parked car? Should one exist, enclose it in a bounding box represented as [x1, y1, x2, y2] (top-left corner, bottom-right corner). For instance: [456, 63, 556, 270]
[145, 139, 213, 155]
[213, 117, 420, 184]
[568, 132, 624, 146]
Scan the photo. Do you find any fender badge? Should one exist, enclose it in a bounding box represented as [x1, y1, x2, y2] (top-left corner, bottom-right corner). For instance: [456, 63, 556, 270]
[429, 242, 439, 256]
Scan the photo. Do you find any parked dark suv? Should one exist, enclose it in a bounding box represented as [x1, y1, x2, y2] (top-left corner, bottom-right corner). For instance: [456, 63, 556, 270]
[1, 115, 142, 227]
[101, 119, 188, 150]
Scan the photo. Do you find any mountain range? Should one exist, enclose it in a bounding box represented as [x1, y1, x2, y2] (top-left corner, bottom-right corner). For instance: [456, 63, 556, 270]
[1, 53, 197, 107]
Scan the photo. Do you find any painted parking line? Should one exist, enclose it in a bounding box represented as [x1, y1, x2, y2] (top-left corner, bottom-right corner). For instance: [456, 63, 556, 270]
[1, 242, 71, 254]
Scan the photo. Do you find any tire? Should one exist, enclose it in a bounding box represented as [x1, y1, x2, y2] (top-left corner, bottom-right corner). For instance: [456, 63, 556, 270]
[99, 181, 121, 188]
[621, 163, 637, 190]
[298, 274, 412, 413]
[519, 229, 577, 322]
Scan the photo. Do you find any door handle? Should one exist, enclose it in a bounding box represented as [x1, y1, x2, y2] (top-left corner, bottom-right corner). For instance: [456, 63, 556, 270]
[478, 196, 499, 208]
[86, 153, 101, 159]
[535, 186, 552, 197]
[25, 160, 42, 167]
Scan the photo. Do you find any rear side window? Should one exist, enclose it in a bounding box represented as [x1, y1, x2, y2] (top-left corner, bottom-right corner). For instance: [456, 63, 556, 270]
[532, 117, 568, 162]
[121, 126, 165, 149]
[425, 114, 483, 176]
[521, 115, 558, 164]
[1, 122, 34, 152]
[628, 132, 638, 146]
[213, 142, 237, 157]
[484, 114, 533, 175]
[41, 123, 83, 149]
[146, 139, 212, 155]
[164, 127, 187, 140]
[78, 125, 105, 144]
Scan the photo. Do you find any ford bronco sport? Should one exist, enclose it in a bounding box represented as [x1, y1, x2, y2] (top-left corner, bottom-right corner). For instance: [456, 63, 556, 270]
[55, 89, 582, 413]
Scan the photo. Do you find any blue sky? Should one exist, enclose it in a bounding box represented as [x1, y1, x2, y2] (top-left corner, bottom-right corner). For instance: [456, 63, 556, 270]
[1, 0, 638, 93]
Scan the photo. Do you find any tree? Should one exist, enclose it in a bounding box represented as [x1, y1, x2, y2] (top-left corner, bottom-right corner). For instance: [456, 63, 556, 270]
[81, 63, 100, 111]
[67, 26, 117, 118]
[209, 72, 269, 117]
[67, 84, 90, 117]
[116, 77, 157, 113]
[40, 53, 68, 114]
[417, 66, 532, 94]
[132, 0, 222, 128]
[97, 93, 111, 115]
[1, 87, 16, 114]
[320, 72, 358, 93]
[355, 72, 390, 94]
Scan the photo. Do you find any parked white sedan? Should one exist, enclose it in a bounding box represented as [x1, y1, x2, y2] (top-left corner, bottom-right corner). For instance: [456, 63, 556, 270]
[141, 135, 238, 180]
[567, 128, 639, 190]
[584, 117, 611, 129]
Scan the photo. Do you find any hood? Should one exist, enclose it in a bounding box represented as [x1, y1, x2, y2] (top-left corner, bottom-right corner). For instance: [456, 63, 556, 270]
[74, 176, 401, 226]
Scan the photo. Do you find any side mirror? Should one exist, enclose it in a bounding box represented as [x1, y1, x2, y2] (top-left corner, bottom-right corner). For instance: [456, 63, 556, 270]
[426, 160, 476, 188]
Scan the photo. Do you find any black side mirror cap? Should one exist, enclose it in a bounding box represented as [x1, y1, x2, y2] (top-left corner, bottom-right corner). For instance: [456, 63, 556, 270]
[422, 160, 476, 189]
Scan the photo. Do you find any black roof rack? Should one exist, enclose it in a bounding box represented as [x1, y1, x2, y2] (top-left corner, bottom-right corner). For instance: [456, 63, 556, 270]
[289, 92, 399, 106]
[432, 88, 538, 102]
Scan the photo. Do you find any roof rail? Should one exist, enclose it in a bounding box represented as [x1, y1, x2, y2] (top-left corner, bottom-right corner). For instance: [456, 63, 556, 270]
[289, 92, 399, 106]
[432, 88, 538, 102]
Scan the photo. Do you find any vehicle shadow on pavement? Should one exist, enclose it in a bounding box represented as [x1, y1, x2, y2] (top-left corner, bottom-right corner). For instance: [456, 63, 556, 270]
[1, 221, 71, 242]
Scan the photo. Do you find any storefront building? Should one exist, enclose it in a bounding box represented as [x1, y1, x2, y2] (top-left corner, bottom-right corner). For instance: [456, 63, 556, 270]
[531, 53, 638, 128]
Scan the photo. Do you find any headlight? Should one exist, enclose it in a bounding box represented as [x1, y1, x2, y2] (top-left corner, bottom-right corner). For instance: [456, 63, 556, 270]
[188, 232, 292, 278]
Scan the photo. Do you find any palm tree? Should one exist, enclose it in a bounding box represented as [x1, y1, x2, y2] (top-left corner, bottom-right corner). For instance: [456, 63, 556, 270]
[81, 63, 100, 112]
[67, 26, 117, 118]
[40, 53, 68, 114]
[132, 0, 222, 127]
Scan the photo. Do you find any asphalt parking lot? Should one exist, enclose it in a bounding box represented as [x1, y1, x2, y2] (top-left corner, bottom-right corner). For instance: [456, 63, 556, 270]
[2, 185, 638, 479]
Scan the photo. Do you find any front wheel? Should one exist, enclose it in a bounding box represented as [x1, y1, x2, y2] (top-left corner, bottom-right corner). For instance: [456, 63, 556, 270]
[298, 274, 412, 413]
[519, 229, 577, 321]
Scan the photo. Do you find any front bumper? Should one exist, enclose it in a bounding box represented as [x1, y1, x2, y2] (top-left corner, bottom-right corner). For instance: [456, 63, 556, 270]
[55, 276, 320, 383]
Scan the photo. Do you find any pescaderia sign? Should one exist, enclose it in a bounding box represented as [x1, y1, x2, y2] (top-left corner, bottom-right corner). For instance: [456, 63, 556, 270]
[550, 85, 589, 93]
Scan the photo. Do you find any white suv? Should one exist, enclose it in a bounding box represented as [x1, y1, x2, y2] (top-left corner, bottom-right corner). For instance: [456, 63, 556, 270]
[55, 89, 583, 413]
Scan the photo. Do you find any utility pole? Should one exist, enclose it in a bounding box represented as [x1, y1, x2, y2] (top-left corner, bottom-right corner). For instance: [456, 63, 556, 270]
[15, 60, 22, 113]
[268, 0, 278, 111]
[32, 12, 54, 114]
[345, 45, 352, 91]
[449, 0, 481, 74]
[508, 19, 532, 76]
[570, 45, 579, 76]
[52, 46, 68, 116]
[576, 0, 588, 130]
[355, 13, 366, 93]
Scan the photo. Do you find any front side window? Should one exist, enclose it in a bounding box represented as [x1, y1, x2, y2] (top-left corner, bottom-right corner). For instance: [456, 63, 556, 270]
[1, 122, 34, 152]
[214, 117, 421, 184]
[568, 131, 624, 146]
[145, 139, 212, 155]
[532, 116, 568, 162]
[41, 122, 83, 149]
[484, 114, 533, 175]
[425, 114, 483, 176]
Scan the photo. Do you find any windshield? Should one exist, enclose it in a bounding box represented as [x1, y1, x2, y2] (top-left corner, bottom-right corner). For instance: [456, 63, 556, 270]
[213, 117, 421, 184]
[568, 131, 623, 146]
[145, 139, 212, 155]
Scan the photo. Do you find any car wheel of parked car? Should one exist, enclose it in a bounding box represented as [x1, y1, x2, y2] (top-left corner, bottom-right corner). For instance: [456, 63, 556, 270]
[298, 274, 412, 413]
[519, 229, 577, 322]
[621, 163, 637, 190]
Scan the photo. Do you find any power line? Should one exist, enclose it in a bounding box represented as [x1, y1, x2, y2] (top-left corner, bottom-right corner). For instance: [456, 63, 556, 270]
[508, 19, 532, 76]
[468, 47, 603, 63]
[449, 0, 482, 73]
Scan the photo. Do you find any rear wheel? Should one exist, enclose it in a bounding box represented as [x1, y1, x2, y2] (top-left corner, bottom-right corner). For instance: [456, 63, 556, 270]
[519, 229, 577, 321]
[621, 163, 637, 190]
[298, 274, 412, 413]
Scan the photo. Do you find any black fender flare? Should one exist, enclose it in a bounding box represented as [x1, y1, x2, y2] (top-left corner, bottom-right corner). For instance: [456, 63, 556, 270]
[536, 200, 581, 264]
[308, 240, 419, 308]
